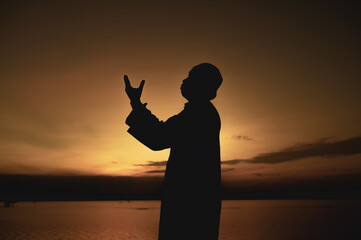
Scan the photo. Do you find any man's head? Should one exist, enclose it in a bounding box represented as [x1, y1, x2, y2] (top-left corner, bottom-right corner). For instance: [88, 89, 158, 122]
[181, 63, 223, 101]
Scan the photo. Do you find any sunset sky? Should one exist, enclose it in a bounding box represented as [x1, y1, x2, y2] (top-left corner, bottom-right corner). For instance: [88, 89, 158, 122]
[1, 1, 360, 190]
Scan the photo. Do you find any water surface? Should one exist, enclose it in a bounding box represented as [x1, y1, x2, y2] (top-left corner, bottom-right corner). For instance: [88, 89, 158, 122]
[1, 200, 360, 239]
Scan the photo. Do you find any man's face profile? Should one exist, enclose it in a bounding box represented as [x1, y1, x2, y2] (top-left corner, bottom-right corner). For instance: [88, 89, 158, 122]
[180, 71, 201, 101]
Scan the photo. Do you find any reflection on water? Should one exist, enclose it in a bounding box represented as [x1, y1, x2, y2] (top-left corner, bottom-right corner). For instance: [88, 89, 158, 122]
[0, 200, 360, 240]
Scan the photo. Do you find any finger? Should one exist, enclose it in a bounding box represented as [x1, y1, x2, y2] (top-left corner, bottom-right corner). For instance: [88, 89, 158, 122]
[139, 80, 145, 91]
[124, 75, 131, 88]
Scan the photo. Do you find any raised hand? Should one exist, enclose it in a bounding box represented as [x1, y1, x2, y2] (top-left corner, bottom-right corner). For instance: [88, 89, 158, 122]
[124, 75, 145, 104]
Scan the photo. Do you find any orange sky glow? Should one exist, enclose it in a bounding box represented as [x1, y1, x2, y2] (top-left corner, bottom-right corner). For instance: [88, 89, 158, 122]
[1, 1, 361, 186]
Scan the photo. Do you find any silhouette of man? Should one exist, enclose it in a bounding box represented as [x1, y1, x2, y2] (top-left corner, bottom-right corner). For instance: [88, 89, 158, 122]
[124, 63, 222, 240]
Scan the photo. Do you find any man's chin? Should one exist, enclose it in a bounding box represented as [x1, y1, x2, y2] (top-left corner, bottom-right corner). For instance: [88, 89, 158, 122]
[181, 91, 190, 101]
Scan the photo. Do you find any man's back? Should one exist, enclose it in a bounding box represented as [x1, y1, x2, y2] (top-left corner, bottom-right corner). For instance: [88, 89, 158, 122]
[159, 101, 222, 240]
[162, 101, 221, 199]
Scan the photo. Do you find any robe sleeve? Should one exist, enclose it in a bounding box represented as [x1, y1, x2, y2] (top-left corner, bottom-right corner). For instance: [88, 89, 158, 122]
[125, 103, 178, 151]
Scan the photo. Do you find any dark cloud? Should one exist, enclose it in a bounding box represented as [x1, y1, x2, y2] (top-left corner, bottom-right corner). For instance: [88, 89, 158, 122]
[146, 170, 166, 174]
[221, 159, 243, 165]
[253, 173, 281, 177]
[139, 162, 235, 174]
[0, 174, 164, 200]
[222, 136, 361, 165]
[233, 135, 253, 141]
[134, 161, 168, 167]
[324, 168, 355, 172]
[221, 168, 235, 172]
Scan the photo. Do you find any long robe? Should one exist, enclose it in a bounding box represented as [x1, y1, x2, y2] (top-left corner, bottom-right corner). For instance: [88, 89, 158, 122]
[126, 101, 222, 240]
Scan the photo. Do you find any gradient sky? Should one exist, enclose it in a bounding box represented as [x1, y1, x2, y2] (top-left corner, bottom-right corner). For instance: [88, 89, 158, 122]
[1, 1, 360, 188]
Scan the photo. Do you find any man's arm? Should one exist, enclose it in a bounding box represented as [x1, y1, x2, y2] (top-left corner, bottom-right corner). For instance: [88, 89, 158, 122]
[124, 75, 175, 150]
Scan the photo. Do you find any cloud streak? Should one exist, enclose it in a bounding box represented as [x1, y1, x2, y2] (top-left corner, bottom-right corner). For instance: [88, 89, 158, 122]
[253, 173, 281, 177]
[136, 161, 236, 174]
[134, 136, 361, 174]
[233, 135, 253, 141]
[222, 136, 361, 165]
[134, 161, 168, 167]
[146, 170, 166, 174]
